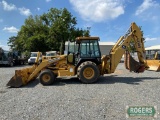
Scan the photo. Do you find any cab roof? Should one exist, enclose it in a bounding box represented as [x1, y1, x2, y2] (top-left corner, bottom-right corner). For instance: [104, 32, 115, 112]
[76, 37, 100, 41]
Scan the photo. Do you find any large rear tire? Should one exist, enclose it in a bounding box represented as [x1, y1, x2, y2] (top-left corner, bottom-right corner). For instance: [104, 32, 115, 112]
[77, 61, 100, 83]
[39, 69, 55, 85]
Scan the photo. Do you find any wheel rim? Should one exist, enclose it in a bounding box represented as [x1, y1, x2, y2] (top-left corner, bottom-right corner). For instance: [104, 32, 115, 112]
[42, 74, 51, 82]
[83, 67, 94, 79]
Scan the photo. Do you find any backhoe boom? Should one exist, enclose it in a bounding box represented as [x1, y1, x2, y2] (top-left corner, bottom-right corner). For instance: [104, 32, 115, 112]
[103, 22, 147, 74]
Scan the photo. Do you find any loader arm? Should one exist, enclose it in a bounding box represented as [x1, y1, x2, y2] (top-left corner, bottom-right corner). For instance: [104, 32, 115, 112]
[109, 22, 146, 73]
[27, 56, 66, 81]
[7, 53, 67, 87]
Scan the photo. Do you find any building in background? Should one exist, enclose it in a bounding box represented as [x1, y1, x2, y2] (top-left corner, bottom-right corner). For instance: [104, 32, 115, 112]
[145, 45, 160, 59]
[98, 42, 115, 55]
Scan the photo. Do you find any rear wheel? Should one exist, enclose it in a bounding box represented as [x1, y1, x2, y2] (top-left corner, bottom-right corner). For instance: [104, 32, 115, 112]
[39, 69, 55, 85]
[77, 61, 100, 83]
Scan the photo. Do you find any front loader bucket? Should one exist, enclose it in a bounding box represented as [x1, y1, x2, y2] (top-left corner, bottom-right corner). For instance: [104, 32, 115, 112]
[7, 66, 36, 87]
[7, 52, 42, 87]
[124, 51, 145, 73]
[146, 60, 160, 71]
[7, 75, 23, 88]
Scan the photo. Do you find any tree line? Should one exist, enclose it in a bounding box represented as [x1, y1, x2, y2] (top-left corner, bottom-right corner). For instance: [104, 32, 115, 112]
[7, 8, 90, 56]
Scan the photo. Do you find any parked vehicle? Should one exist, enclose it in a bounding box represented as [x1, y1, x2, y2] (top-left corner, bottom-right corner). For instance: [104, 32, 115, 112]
[0, 48, 27, 66]
[42, 51, 57, 61]
[28, 52, 42, 64]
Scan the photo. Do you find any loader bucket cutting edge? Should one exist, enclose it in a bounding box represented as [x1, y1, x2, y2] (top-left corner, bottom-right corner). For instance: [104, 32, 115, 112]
[7, 76, 23, 88]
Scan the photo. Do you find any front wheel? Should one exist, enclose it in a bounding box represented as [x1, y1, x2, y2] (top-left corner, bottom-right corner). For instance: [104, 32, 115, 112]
[39, 69, 55, 85]
[77, 61, 100, 83]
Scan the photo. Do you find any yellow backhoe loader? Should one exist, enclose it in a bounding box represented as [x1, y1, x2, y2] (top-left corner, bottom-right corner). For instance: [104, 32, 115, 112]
[146, 51, 160, 71]
[7, 22, 148, 88]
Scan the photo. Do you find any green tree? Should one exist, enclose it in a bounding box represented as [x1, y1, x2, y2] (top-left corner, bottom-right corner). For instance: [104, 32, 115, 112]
[8, 8, 90, 55]
[20, 15, 49, 52]
[41, 8, 78, 54]
[7, 36, 18, 50]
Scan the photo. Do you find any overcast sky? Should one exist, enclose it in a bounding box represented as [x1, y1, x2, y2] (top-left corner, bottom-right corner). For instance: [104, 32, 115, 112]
[0, 0, 160, 50]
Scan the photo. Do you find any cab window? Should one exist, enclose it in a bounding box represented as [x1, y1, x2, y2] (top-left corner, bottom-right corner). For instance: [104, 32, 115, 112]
[68, 41, 75, 53]
[80, 40, 101, 57]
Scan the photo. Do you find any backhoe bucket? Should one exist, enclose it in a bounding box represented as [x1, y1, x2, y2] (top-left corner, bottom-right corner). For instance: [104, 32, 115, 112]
[7, 65, 37, 87]
[124, 51, 145, 73]
[146, 60, 160, 71]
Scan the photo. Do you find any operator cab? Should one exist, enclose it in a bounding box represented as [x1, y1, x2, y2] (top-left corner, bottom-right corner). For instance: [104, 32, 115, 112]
[67, 37, 101, 66]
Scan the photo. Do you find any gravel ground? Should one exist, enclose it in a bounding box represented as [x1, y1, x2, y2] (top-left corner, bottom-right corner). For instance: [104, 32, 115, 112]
[0, 63, 160, 120]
